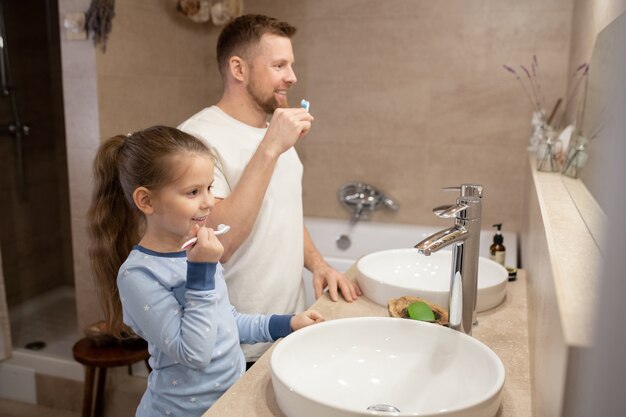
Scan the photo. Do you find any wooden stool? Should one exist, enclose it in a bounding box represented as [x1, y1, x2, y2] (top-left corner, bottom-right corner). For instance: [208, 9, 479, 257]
[72, 336, 151, 417]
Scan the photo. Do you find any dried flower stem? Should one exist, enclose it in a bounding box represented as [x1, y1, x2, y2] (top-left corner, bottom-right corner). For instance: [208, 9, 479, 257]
[575, 73, 588, 135]
[503, 64, 540, 113]
[558, 63, 588, 128]
[532, 55, 547, 110]
[521, 64, 542, 111]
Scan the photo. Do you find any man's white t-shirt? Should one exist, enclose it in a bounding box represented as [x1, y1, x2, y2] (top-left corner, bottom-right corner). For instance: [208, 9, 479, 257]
[179, 106, 306, 360]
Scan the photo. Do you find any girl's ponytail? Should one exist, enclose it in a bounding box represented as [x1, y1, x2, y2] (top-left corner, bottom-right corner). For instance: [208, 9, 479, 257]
[87, 135, 139, 338]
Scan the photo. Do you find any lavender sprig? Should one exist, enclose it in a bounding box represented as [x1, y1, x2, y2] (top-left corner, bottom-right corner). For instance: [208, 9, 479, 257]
[532, 55, 547, 110]
[521, 64, 541, 111]
[558, 63, 589, 128]
[503, 64, 541, 113]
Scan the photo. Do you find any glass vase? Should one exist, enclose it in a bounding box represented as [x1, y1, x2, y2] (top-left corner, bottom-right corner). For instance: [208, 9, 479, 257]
[528, 111, 546, 151]
[536, 128, 562, 172]
[561, 137, 589, 178]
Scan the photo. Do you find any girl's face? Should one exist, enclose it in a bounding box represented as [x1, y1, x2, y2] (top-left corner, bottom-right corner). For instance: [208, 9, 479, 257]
[144, 153, 215, 251]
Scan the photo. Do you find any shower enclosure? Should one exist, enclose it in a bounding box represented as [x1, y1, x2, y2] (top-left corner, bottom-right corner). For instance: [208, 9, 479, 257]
[0, 0, 78, 400]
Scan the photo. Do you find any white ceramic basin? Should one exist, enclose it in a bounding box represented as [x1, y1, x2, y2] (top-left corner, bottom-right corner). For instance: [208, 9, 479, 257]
[356, 249, 508, 312]
[271, 317, 505, 417]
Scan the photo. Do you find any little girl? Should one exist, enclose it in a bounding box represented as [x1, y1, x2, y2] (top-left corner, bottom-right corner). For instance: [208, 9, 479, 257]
[87, 125, 323, 417]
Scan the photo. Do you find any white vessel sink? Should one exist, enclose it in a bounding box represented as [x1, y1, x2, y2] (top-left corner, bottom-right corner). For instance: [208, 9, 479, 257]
[270, 317, 505, 417]
[356, 249, 508, 312]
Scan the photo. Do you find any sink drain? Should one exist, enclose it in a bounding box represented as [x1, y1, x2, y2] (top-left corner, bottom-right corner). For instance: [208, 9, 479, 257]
[367, 404, 400, 415]
[336, 234, 351, 250]
[25, 341, 46, 350]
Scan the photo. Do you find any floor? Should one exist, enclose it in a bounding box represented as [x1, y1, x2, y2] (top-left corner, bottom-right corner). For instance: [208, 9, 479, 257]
[2, 287, 145, 415]
[0, 398, 80, 417]
[9, 286, 79, 358]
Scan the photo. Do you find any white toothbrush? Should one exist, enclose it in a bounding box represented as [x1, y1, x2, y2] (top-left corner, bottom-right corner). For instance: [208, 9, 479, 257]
[300, 99, 310, 112]
[181, 224, 230, 250]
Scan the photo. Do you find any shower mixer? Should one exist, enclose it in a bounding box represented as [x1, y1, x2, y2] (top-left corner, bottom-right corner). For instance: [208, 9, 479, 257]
[338, 182, 399, 224]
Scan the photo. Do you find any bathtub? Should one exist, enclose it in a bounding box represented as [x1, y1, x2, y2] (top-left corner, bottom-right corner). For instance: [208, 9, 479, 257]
[302, 216, 518, 308]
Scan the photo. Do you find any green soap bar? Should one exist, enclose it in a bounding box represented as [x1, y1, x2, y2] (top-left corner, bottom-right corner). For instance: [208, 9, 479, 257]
[407, 301, 436, 322]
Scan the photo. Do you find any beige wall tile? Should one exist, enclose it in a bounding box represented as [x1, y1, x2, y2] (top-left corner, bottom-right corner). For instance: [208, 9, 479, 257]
[96, 0, 222, 139]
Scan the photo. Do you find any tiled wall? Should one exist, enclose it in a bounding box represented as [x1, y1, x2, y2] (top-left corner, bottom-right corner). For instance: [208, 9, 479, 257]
[244, 0, 575, 231]
[0, 0, 73, 308]
[94, 0, 221, 139]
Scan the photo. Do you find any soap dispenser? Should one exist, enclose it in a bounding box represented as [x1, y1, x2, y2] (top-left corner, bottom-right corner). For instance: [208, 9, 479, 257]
[490, 224, 506, 267]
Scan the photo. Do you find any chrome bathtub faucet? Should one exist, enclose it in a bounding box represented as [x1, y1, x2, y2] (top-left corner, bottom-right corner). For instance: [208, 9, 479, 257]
[414, 184, 483, 335]
[338, 182, 399, 224]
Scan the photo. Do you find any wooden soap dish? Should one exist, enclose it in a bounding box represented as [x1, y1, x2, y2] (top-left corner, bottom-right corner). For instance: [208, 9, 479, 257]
[388, 296, 449, 327]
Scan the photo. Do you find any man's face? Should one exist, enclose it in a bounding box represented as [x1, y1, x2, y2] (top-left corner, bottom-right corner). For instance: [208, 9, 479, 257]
[246, 34, 297, 115]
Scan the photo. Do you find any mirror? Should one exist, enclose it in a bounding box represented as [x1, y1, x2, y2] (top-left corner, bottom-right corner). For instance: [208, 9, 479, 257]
[562, 10, 626, 249]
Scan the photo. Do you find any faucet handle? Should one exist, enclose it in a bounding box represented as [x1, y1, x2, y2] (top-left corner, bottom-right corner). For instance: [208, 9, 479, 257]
[433, 203, 469, 218]
[383, 196, 400, 211]
[442, 184, 483, 198]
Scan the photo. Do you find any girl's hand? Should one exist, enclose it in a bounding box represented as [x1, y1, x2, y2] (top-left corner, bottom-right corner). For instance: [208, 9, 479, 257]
[186, 225, 224, 263]
[290, 309, 324, 331]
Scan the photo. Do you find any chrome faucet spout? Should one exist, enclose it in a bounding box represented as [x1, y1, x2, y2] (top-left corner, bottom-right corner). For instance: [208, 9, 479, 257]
[414, 226, 468, 255]
[413, 184, 483, 335]
[351, 202, 363, 224]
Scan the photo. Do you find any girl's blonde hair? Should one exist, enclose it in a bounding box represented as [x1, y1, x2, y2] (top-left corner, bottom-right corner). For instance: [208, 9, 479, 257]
[87, 126, 212, 338]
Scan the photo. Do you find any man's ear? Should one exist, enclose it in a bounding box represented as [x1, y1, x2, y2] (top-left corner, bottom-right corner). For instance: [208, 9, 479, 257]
[228, 56, 247, 82]
[133, 187, 154, 215]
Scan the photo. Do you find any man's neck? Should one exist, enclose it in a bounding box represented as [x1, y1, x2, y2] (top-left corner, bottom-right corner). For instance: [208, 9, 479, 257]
[216, 93, 268, 128]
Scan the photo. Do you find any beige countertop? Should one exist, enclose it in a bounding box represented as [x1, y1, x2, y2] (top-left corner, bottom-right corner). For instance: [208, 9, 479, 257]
[203, 269, 531, 417]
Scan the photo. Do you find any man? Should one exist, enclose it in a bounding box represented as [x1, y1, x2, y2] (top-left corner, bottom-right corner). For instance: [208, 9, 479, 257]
[178, 14, 361, 362]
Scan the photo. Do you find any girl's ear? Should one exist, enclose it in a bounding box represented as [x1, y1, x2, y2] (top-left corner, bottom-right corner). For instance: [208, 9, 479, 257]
[228, 56, 247, 82]
[133, 187, 154, 215]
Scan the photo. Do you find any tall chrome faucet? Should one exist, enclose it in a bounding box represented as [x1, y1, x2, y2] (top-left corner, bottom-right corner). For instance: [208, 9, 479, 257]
[414, 184, 483, 335]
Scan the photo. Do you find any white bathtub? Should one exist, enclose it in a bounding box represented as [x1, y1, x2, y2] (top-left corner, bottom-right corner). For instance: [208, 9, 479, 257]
[302, 216, 518, 308]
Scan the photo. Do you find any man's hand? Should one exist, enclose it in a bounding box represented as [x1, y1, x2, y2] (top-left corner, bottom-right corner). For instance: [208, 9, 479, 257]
[262, 107, 313, 156]
[312, 265, 362, 303]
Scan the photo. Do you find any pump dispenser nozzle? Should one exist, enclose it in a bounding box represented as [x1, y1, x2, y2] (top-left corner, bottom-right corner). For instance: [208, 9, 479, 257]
[492, 224, 504, 245]
[490, 223, 506, 267]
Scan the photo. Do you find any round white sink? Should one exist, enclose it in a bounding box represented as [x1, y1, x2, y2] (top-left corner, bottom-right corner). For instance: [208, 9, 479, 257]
[270, 317, 505, 417]
[356, 249, 508, 312]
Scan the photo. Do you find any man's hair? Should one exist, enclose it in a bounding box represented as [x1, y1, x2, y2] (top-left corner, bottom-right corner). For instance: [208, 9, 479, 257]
[217, 14, 296, 78]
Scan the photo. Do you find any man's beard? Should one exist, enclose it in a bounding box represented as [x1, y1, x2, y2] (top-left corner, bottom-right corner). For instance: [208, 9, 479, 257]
[246, 80, 288, 115]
